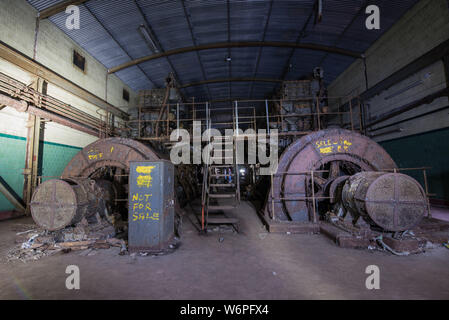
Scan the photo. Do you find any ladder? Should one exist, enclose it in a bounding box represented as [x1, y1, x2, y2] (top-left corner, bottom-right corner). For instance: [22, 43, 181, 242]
[201, 129, 240, 231]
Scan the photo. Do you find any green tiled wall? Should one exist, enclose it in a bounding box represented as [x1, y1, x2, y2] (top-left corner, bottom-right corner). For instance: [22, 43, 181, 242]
[380, 127, 449, 201]
[0, 134, 26, 211]
[39, 140, 81, 182]
[0, 133, 81, 211]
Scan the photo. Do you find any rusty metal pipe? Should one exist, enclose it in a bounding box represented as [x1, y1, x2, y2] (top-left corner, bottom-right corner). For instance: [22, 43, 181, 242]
[30, 178, 113, 231]
[341, 172, 427, 232]
[26, 105, 99, 136]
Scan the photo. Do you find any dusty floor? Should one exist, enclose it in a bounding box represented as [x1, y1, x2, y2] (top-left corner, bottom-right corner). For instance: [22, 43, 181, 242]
[0, 201, 448, 300]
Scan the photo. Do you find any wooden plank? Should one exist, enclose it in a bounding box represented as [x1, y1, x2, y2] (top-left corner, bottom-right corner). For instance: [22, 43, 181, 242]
[56, 240, 95, 248]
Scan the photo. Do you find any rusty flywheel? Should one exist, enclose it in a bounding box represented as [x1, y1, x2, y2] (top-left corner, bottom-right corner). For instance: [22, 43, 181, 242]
[62, 137, 162, 179]
[264, 128, 397, 222]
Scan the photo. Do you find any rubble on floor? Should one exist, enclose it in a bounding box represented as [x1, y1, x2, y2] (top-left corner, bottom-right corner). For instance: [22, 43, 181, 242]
[319, 217, 449, 255]
[207, 225, 236, 234]
[5, 219, 127, 263]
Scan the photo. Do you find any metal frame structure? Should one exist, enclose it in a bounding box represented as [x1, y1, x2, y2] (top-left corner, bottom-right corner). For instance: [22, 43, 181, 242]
[108, 42, 364, 74]
[0, 41, 128, 119]
[127, 95, 364, 142]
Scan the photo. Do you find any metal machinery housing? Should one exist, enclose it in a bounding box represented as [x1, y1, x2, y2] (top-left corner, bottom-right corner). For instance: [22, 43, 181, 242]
[28, 70, 430, 243]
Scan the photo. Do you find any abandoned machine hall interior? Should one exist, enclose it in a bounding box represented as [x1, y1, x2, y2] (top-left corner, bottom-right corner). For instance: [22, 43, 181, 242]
[0, 0, 449, 304]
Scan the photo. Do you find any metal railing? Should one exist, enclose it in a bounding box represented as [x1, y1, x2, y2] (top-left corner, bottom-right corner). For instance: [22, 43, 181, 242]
[126, 95, 363, 141]
[268, 167, 434, 223]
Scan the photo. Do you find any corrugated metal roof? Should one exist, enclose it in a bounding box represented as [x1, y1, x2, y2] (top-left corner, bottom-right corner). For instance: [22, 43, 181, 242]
[28, 0, 66, 11]
[27, 0, 421, 105]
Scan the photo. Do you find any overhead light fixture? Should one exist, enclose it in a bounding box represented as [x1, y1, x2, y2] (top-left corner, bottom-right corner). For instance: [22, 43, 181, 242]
[138, 24, 160, 53]
[314, 0, 323, 24]
[225, 56, 232, 62]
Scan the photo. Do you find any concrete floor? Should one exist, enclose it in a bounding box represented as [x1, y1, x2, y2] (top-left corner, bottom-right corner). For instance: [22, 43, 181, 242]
[0, 201, 448, 300]
[431, 206, 449, 222]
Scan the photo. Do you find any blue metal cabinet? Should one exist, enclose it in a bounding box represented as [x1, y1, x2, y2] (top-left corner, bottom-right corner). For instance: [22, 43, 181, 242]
[128, 160, 175, 253]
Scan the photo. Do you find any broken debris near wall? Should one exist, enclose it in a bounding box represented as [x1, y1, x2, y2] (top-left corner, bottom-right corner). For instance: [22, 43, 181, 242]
[5, 219, 126, 263]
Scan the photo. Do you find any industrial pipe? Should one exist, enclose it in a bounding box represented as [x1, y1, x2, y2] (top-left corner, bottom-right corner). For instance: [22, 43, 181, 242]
[30, 178, 114, 231]
[341, 172, 427, 232]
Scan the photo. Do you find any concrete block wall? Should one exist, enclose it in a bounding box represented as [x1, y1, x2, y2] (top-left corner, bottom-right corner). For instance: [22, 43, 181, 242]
[328, 0, 449, 201]
[0, 0, 137, 111]
[0, 0, 36, 58]
[0, 0, 140, 211]
[329, 0, 449, 102]
[367, 60, 448, 139]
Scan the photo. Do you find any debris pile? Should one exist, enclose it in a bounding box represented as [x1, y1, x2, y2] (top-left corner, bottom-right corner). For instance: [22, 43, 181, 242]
[320, 214, 449, 255]
[6, 219, 127, 263]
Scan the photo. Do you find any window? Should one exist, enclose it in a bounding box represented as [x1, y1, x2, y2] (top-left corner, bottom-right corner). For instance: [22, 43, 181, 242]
[123, 89, 130, 102]
[73, 50, 85, 72]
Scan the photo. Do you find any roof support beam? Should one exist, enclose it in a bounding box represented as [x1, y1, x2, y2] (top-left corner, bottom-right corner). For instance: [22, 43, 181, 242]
[278, 4, 315, 82]
[249, 0, 274, 99]
[38, 0, 90, 20]
[108, 41, 364, 74]
[83, 3, 156, 88]
[226, 0, 232, 103]
[180, 0, 212, 100]
[318, 1, 369, 67]
[180, 78, 283, 89]
[134, 0, 183, 94]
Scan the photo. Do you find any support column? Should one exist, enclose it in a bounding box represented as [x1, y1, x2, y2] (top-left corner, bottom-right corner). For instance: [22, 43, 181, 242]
[23, 77, 46, 214]
[443, 54, 449, 89]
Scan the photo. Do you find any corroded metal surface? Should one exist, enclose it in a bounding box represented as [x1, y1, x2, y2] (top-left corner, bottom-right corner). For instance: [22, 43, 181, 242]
[328, 175, 350, 204]
[264, 128, 397, 222]
[347, 172, 427, 232]
[31, 138, 163, 231]
[62, 138, 161, 179]
[30, 179, 84, 231]
[30, 178, 116, 231]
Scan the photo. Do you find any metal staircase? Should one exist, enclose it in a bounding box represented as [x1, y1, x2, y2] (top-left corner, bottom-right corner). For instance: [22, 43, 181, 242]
[200, 116, 240, 231]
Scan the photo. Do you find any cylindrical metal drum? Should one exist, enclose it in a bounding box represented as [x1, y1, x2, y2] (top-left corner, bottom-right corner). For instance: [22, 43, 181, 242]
[341, 172, 427, 232]
[30, 178, 112, 231]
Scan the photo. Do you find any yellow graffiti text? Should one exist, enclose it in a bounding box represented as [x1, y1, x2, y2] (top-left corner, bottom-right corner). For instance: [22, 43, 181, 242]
[136, 166, 156, 174]
[137, 175, 153, 188]
[131, 193, 152, 202]
[88, 153, 103, 160]
[316, 138, 353, 154]
[132, 202, 152, 212]
[132, 212, 160, 222]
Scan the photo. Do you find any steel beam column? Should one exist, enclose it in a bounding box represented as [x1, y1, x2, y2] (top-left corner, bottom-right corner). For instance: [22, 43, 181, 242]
[23, 77, 46, 214]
